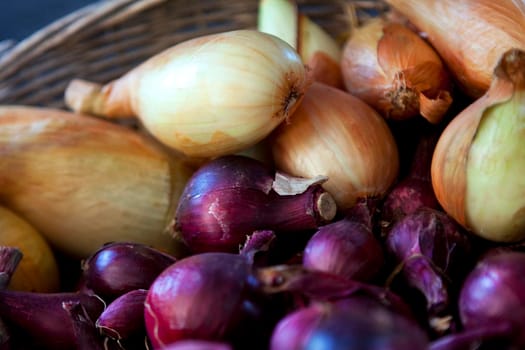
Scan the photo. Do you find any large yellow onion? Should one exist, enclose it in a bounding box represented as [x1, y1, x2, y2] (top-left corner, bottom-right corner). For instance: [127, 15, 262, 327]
[386, 0, 525, 98]
[271, 82, 399, 210]
[0, 106, 193, 258]
[65, 29, 309, 159]
[431, 49, 525, 242]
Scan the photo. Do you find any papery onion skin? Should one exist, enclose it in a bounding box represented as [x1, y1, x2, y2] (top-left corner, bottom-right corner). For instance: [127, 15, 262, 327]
[431, 49, 525, 242]
[271, 82, 399, 211]
[65, 30, 309, 158]
[341, 18, 452, 123]
[174, 155, 336, 253]
[459, 251, 525, 347]
[385, 0, 525, 98]
[0, 106, 193, 258]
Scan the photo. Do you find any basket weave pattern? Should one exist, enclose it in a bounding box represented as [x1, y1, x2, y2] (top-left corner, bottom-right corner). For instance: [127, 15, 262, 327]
[0, 0, 387, 109]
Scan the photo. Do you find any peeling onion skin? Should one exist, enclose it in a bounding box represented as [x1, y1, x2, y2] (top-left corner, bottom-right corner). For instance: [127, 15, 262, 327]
[174, 155, 337, 253]
[65, 29, 310, 159]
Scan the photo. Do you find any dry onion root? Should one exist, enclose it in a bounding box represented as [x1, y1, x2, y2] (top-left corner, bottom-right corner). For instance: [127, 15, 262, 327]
[0, 106, 193, 258]
[64, 29, 310, 159]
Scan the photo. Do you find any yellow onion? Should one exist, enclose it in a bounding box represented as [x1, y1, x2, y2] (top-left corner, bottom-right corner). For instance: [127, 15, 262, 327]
[270, 82, 399, 210]
[258, 0, 343, 88]
[65, 29, 309, 159]
[0, 106, 193, 258]
[341, 18, 452, 123]
[431, 49, 525, 242]
[0, 206, 60, 292]
[386, 0, 525, 98]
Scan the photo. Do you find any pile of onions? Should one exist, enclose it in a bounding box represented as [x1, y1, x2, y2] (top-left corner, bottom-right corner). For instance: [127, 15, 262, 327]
[271, 82, 399, 211]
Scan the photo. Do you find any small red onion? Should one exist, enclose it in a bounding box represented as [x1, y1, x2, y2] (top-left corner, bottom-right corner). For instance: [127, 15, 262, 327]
[270, 296, 428, 350]
[96, 289, 147, 341]
[385, 207, 472, 331]
[302, 198, 384, 282]
[81, 242, 176, 300]
[174, 155, 337, 253]
[458, 251, 525, 347]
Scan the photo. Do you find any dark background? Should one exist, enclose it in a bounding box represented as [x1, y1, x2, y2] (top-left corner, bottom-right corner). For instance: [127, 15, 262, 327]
[0, 0, 96, 42]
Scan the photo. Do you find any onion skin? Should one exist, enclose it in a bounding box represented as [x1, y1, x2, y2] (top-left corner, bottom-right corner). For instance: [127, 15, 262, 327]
[385, 207, 472, 327]
[96, 289, 148, 341]
[431, 49, 525, 242]
[144, 252, 276, 349]
[271, 82, 399, 211]
[459, 251, 525, 347]
[385, 0, 525, 98]
[341, 18, 452, 123]
[0, 106, 193, 258]
[81, 242, 176, 300]
[0, 206, 60, 292]
[270, 296, 428, 350]
[0, 291, 105, 349]
[303, 198, 384, 282]
[65, 30, 309, 159]
[174, 155, 337, 253]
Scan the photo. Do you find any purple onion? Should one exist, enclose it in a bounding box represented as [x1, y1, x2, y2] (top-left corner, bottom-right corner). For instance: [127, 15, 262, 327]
[385, 207, 472, 329]
[96, 289, 147, 341]
[81, 242, 176, 300]
[457, 251, 525, 347]
[380, 128, 440, 236]
[144, 252, 281, 349]
[270, 296, 428, 350]
[174, 155, 337, 253]
[0, 290, 105, 349]
[302, 198, 384, 282]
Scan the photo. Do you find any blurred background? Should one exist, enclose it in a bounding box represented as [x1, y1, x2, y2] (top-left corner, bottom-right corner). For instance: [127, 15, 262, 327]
[0, 0, 95, 41]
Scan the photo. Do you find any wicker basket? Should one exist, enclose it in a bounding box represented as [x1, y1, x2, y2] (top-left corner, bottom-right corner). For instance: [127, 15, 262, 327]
[0, 0, 389, 109]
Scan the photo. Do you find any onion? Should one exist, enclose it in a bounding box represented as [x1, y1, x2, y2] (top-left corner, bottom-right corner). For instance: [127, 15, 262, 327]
[0, 105, 193, 258]
[302, 198, 385, 282]
[270, 296, 428, 350]
[81, 242, 176, 301]
[162, 340, 232, 350]
[271, 82, 399, 211]
[65, 30, 309, 159]
[458, 251, 525, 347]
[173, 155, 337, 253]
[385, 207, 473, 331]
[380, 127, 440, 236]
[385, 0, 525, 97]
[144, 252, 282, 349]
[0, 290, 105, 349]
[431, 49, 525, 242]
[341, 18, 453, 123]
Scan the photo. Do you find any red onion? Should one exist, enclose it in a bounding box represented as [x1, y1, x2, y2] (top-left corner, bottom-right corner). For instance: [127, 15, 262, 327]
[380, 127, 440, 236]
[385, 207, 472, 331]
[174, 155, 337, 253]
[96, 289, 148, 341]
[144, 252, 282, 349]
[0, 290, 105, 349]
[302, 198, 384, 282]
[81, 242, 176, 300]
[270, 296, 428, 350]
[458, 251, 525, 347]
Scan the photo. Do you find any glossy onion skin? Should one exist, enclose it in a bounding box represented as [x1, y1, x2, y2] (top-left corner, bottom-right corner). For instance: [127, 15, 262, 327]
[144, 253, 252, 348]
[82, 242, 176, 300]
[459, 251, 525, 347]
